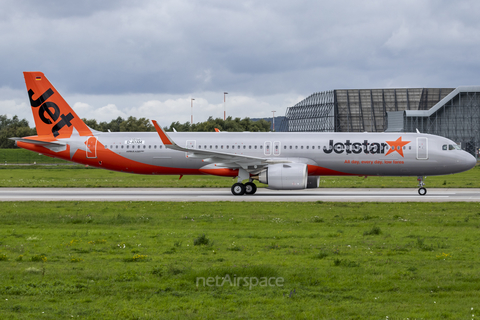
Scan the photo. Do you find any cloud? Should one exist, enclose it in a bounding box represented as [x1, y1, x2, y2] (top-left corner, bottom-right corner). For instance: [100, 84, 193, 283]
[2, 0, 480, 127]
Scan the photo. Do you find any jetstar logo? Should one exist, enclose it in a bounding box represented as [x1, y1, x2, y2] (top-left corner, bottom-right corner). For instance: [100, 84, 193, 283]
[28, 88, 74, 137]
[323, 137, 411, 157]
[385, 137, 410, 157]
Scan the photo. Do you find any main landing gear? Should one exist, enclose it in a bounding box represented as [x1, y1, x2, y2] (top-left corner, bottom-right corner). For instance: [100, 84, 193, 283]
[417, 176, 427, 196]
[231, 181, 257, 195]
[231, 168, 257, 196]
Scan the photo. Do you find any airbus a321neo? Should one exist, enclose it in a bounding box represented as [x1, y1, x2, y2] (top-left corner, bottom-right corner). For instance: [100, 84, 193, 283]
[12, 72, 476, 196]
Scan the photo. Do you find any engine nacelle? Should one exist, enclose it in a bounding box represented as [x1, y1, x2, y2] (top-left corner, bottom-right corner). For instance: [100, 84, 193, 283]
[259, 163, 308, 190]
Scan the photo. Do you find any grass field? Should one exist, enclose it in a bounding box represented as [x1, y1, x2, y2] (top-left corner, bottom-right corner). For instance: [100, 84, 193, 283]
[0, 201, 479, 319]
[0, 163, 479, 189]
[0, 149, 69, 165]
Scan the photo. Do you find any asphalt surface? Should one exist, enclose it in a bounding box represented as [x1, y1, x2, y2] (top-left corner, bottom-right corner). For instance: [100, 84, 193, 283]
[2, 188, 480, 202]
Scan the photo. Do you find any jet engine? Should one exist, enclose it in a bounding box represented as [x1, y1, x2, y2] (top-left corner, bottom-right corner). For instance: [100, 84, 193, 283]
[258, 163, 308, 190]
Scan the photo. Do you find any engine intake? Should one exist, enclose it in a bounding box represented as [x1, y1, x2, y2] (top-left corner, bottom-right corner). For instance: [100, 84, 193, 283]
[259, 163, 308, 190]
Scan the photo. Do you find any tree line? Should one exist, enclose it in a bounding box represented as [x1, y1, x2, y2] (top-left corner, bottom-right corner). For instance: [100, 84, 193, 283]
[0, 115, 271, 148]
[0, 115, 37, 148]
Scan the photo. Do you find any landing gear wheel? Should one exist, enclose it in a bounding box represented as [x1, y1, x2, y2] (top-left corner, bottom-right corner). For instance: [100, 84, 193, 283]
[244, 182, 257, 195]
[231, 183, 246, 195]
[418, 187, 427, 196]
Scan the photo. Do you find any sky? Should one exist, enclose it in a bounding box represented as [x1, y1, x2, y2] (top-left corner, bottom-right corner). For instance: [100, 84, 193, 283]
[1, 0, 480, 128]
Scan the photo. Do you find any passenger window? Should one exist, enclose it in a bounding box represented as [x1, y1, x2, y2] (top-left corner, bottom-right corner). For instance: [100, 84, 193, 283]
[154, 145, 157, 149]
[254, 146, 257, 149]
[409, 146, 411, 150]
[215, 145, 218, 149]
[284, 146, 286, 149]
[121, 145, 124, 149]
[290, 146, 292, 149]
[221, 145, 224, 149]
[306, 146, 309, 149]
[312, 146, 315, 149]
[116, 145, 118, 149]
[126, 145, 129, 149]
[249, 146, 252, 149]
[199, 145, 202, 149]
[243, 145, 246, 149]
[301, 146, 303, 149]
[260, 145, 263, 149]
[226, 145, 229, 149]
[295, 146, 298, 149]
[210, 145, 212, 149]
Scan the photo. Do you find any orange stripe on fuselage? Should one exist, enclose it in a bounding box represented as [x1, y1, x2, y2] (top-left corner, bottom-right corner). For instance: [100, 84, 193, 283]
[17, 139, 203, 175]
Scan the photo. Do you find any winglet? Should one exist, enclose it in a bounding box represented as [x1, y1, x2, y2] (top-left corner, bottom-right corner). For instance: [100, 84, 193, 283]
[152, 120, 175, 146]
[215, 128, 220, 132]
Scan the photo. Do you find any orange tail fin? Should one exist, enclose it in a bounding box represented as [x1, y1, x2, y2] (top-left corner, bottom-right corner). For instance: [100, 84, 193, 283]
[23, 72, 92, 138]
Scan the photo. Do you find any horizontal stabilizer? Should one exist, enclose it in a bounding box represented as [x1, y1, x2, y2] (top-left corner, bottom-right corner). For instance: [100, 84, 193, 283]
[10, 137, 67, 152]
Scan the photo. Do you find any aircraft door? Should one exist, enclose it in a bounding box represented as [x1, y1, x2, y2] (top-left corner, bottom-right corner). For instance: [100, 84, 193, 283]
[185, 140, 196, 158]
[273, 141, 281, 156]
[86, 137, 97, 159]
[264, 141, 271, 156]
[416, 137, 428, 160]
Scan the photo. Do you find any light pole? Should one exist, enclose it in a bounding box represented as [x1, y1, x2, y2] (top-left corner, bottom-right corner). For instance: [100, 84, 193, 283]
[271, 110, 276, 131]
[191, 98, 195, 124]
[224, 92, 228, 120]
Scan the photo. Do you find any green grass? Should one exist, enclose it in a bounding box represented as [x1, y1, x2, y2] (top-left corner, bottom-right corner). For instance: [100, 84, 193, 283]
[0, 149, 69, 164]
[0, 164, 479, 188]
[0, 201, 480, 319]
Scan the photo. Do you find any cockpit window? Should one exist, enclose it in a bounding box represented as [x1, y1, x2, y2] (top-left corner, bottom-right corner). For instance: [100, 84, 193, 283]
[444, 144, 461, 150]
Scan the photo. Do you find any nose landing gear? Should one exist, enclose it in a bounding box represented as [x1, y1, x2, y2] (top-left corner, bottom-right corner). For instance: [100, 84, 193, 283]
[417, 176, 427, 195]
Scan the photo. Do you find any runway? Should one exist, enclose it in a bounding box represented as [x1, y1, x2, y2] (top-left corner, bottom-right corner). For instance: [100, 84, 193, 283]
[2, 188, 480, 202]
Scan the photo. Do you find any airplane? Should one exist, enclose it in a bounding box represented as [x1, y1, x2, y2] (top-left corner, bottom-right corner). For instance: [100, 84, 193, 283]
[12, 72, 477, 196]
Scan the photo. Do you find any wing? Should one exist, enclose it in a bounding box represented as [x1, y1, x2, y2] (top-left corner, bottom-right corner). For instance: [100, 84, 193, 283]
[151, 120, 289, 172]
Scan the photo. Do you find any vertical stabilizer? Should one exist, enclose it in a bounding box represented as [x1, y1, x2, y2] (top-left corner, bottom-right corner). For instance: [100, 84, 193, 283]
[23, 72, 92, 138]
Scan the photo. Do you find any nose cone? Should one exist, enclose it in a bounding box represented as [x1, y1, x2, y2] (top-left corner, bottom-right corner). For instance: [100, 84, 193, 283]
[463, 152, 477, 171]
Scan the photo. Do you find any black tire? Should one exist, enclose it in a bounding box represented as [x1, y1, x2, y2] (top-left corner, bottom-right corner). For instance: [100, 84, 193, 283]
[418, 187, 427, 196]
[244, 182, 257, 195]
[231, 183, 246, 195]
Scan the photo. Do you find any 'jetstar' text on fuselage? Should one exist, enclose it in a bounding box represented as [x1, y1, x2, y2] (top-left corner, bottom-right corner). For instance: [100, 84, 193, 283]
[323, 139, 390, 155]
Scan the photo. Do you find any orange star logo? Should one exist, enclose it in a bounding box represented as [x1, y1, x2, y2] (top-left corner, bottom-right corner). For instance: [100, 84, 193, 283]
[385, 137, 410, 157]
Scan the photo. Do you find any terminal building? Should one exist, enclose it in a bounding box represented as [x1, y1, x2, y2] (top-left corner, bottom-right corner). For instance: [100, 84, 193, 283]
[279, 87, 480, 155]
